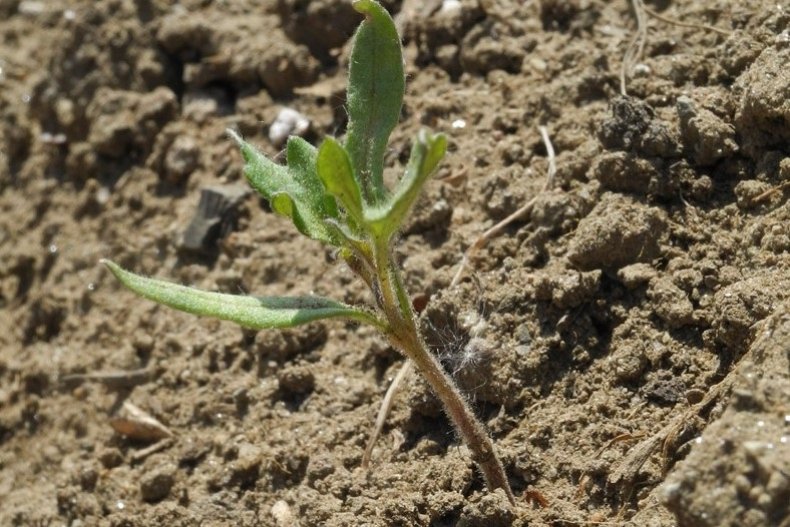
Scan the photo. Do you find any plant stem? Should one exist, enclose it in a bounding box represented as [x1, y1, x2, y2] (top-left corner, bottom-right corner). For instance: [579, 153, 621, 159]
[394, 328, 515, 504]
[371, 239, 399, 318]
[372, 242, 515, 504]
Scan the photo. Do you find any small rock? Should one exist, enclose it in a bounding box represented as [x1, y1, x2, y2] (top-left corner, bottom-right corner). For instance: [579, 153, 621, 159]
[276, 363, 315, 395]
[611, 347, 647, 383]
[98, 447, 124, 469]
[179, 185, 248, 254]
[78, 465, 99, 491]
[269, 107, 309, 146]
[55, 98, 75, 129]
[18, 1, 45, 16]
[514, 324, 532, 345]
[440, 0, 462, 15]
[109, 401, 173, 442]
[271, 500, 298, 527]
[648, 277, 695, 328]
[529, 57, 548, 72]
[164, 135, 200, 184]
[641, 377, 686, 405]
[140, 463, 176, 502]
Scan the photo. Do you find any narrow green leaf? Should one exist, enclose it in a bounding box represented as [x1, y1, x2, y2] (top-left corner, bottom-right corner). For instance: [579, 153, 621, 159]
[287, 136, 339, 218]
[366, 130, 447, 236]
[317, 137, 364, 226]
[102, 260, 385, 330]
[228, 131, 338, 245]
[345, 0, 405, 204]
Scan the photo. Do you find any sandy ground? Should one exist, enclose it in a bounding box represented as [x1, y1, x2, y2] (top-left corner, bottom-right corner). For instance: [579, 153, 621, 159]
[1, 0, 788, 525]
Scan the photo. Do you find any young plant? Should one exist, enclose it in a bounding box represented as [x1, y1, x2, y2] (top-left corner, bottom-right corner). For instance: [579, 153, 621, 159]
[103, 0, 514, 503]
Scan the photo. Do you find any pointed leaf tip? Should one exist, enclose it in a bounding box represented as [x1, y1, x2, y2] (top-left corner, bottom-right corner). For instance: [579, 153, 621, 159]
[226, 128, 243, 145]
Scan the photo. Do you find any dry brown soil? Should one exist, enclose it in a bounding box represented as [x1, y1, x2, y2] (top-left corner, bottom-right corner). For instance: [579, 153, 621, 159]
[1, 0, 789, 526]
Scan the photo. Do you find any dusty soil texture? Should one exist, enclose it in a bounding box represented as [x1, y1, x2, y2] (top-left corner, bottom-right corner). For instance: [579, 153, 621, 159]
[1, 0, 789, 526]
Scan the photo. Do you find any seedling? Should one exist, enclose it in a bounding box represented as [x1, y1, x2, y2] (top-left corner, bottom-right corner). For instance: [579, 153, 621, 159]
[103, 0, 514, 503]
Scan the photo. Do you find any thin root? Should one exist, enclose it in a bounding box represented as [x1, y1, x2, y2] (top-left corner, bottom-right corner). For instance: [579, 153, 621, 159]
[362, 360, 413, 468]
[593, 431, 647, 459]
[621, 0, 732, 95]
[751, 180, 790, 205]
[643, 5, 732, 36]
[620, 0, 648, 96]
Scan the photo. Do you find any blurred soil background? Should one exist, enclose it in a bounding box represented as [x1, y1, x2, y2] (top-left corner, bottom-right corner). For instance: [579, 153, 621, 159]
[0, 0, 788, 525]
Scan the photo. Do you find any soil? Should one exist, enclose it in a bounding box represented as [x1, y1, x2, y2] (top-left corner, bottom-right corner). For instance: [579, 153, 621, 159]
[1, 1, 788, 526]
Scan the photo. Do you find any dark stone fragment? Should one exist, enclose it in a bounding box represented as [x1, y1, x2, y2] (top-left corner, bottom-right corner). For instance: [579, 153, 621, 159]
[179, 185, 248, 254]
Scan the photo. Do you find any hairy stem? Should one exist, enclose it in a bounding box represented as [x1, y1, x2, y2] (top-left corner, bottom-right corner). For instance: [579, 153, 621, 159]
[373, 238, 403, 324]
[372, 241, 515, 504]
[389, 317, 515, 504]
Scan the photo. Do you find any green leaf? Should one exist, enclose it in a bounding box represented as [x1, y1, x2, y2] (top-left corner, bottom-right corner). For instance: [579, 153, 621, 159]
[287, 136, 339, 219]
[102, 260, 385, 330]
[345, 0, 405, 204]
[229, 131, 338, 245]
[317, 137, 364, 227]
[365, 130, 447, 237]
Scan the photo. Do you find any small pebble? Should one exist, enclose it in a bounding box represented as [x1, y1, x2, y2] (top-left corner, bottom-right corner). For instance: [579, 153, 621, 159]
[18, 1, 45, 15]
[271, 500, 297, 526]
[440, 0, 462, 15]
[775, 29, 790, 47]
[140, 464, 176, 502]
[269, 108, 309, 146]
[165, 136, 200, 184]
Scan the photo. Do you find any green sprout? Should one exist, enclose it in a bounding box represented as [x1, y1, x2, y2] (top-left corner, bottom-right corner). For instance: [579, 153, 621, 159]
[103, 0, 514, 503]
